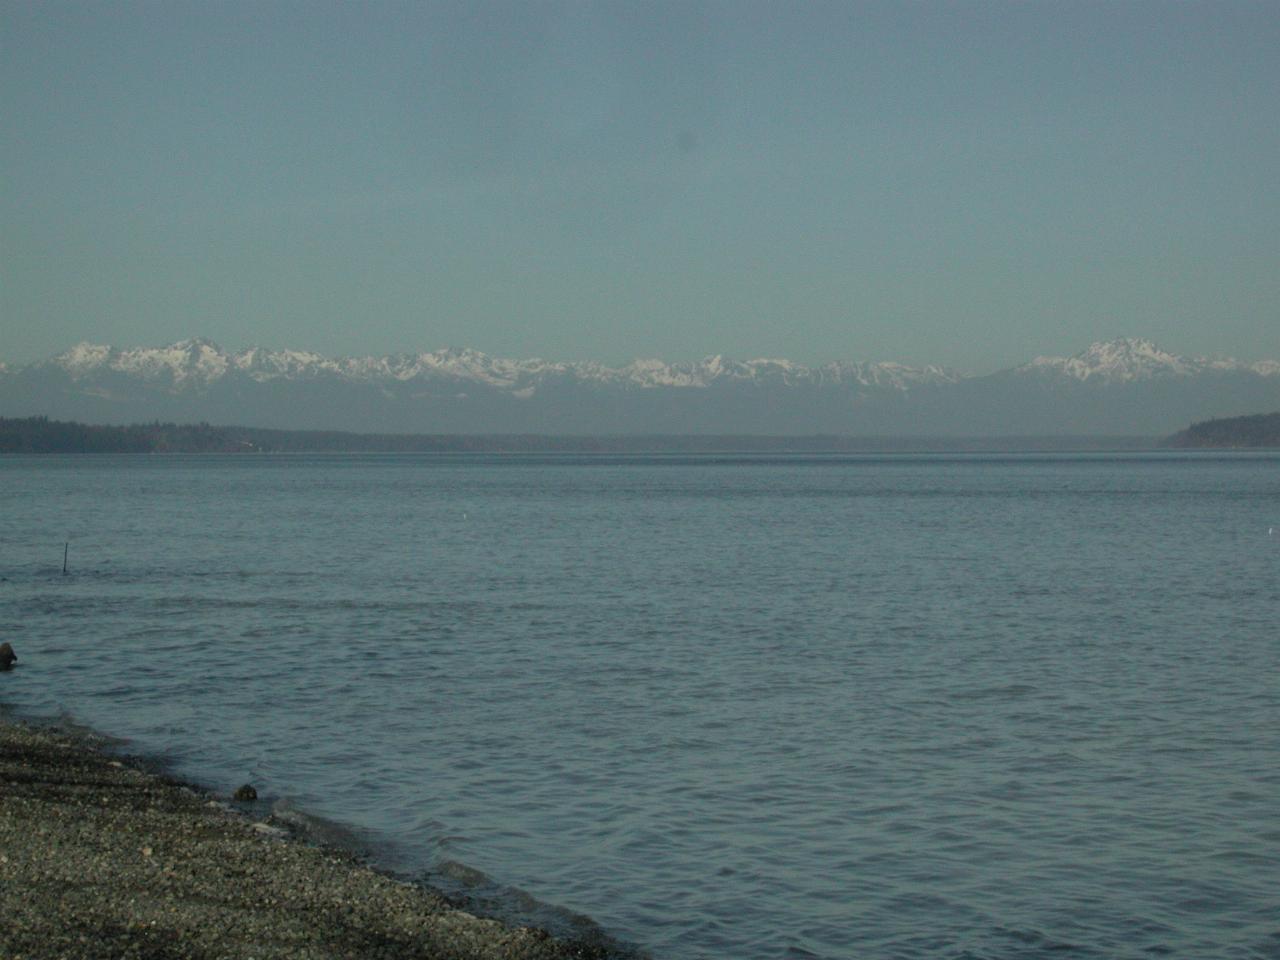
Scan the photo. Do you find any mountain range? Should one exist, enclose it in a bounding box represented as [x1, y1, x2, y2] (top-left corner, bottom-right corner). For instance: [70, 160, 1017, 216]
[2, 337, 1277, 436]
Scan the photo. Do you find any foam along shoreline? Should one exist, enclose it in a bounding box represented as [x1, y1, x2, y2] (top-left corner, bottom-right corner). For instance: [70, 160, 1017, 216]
[0, 715, 610, 959]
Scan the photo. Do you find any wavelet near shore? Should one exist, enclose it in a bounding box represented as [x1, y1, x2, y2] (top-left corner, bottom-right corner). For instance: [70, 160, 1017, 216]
[0, 715, 610, 960]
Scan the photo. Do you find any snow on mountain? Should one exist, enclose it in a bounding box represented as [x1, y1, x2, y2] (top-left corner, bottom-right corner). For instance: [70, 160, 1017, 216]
[820, 360, 961, 390]
[7, 335, 1277, 436]
[233, 347, 340, 381]
[55, 342, 116, 375]
[35, 340, 961, 393]
[598, 355, 959, 390]
[1018, 337, 1278, 383]
[1250, 360, 1280, 376]
[28, 337, 1278, 394]
[616, 358, 701, 388]
[394, 348, 576, 388]
[617, 356, 784, 388]
[55, 338, 230, 386]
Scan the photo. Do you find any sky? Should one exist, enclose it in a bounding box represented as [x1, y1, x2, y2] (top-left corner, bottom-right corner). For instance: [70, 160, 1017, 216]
[3, 0, 1277, 374]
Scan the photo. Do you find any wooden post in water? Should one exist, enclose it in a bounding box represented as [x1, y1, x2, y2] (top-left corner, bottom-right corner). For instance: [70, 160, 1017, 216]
[63, 541, 68, 576]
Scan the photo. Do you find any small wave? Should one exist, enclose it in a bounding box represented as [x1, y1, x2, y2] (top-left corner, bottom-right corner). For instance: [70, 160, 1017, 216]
[949, 683, 1039, 701]
[424, 861, 649, 959]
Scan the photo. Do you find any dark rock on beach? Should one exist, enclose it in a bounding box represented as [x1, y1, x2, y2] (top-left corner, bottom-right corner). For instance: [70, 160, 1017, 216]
[0, 642, 15, 670]
[233, 782, 258, 801]
[0, 718, 609, 960]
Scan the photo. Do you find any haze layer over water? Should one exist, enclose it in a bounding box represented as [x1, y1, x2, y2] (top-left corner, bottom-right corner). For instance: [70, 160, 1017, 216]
[1, 453, 1276, 959]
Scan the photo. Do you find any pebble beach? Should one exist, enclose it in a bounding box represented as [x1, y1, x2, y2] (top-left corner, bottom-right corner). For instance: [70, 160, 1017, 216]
[0, 713, 609, 960]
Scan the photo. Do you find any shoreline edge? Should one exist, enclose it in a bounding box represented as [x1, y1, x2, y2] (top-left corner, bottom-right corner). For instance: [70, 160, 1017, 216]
[0, 714, 614, 959]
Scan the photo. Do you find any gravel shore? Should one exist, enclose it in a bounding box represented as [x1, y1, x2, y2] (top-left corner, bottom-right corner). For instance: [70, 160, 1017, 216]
[0, 716, 610, 960]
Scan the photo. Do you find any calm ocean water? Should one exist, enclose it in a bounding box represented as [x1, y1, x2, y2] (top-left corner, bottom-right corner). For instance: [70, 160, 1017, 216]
[1, 452, 1277, 959]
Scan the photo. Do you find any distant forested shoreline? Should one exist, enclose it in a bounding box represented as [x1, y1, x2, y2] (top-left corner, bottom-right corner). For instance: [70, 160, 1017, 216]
[1, 417, 250, 453]
[0, 415, 1170, 454]
[1165, 412, 1280, 448]
[0, 417, 598, 453]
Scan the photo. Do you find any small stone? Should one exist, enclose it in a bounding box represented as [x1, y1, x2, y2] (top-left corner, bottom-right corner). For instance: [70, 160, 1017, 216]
[233, 784, 258, 801]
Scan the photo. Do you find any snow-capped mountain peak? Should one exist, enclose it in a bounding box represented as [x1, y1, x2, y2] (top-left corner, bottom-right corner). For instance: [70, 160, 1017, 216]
[55, 338, 230, 385]
[1018, 337, 1266, 383]
[232, 347, 338, 381]
[56, 342, 116, 373]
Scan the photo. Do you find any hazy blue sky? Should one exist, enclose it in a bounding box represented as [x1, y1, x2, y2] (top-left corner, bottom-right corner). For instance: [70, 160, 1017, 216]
[3, 1, 1277, 372]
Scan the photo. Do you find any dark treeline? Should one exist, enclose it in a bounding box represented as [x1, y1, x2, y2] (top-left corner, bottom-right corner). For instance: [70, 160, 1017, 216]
[1, 417, 476, 453]
[0, 415, 1158, 454]
[1166, 412, 1280, 448]
[1, 415, 1159, 454]
[0, 417, 247, 453]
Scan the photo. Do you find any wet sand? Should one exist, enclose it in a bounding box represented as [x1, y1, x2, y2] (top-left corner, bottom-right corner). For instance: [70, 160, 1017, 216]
[0, 716, 609, 959]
